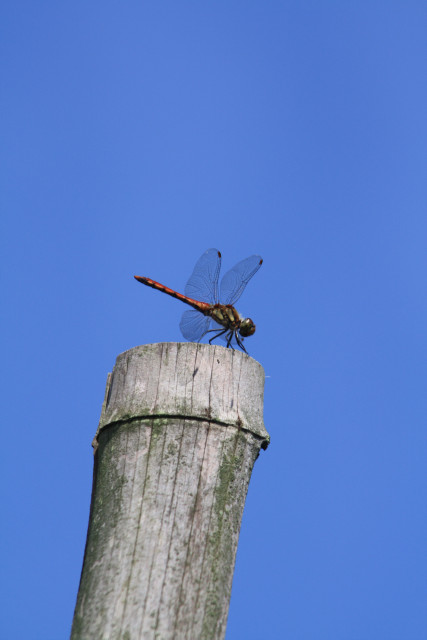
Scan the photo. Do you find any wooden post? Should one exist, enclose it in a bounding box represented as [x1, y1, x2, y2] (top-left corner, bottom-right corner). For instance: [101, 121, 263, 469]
[71, 342, 269, 640]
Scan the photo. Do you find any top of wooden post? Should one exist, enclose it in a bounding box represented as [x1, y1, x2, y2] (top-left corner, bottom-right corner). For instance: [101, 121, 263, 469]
[93, 342, 269, 450]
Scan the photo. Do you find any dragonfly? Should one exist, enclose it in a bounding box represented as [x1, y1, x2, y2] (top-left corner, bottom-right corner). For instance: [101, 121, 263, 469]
[134, 248, 263, 353]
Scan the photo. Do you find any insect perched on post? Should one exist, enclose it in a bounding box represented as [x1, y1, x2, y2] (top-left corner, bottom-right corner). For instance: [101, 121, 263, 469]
[134, 248, 263, 353]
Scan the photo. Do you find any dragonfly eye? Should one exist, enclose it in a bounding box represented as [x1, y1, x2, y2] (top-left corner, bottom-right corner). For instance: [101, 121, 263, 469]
[239, 318, 256, 337]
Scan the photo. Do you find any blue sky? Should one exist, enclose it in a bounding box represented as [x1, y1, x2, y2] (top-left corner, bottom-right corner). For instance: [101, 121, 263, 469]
[1, 3, 426, 639]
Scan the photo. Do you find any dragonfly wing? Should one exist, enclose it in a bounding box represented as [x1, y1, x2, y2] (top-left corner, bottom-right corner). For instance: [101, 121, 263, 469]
[180, 309, 211, 342]
[220, 255, 263, 305]
[184, 248, 221, 304]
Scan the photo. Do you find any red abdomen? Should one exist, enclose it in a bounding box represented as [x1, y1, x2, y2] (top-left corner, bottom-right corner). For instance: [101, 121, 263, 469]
[134, 276, 211, 313]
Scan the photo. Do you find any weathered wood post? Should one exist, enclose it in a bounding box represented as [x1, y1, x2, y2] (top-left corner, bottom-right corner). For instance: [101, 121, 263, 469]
[71, 342, 269, 640]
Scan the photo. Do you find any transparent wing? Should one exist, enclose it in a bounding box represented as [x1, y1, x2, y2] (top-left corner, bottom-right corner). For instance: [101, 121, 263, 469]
[180, 309, 211, 342]
[184, 248, 221, 304]
[220, 255, 263, 305]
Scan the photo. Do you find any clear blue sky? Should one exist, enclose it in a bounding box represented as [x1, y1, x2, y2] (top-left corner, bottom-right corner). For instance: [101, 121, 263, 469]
[1, 3, 426, 639]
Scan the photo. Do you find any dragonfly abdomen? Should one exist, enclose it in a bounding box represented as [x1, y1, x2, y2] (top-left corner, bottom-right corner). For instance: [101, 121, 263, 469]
[134, 276, 211, 314]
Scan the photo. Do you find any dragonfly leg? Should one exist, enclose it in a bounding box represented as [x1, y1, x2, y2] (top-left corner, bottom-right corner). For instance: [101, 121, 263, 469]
[198, 326, 245, 352]
[208, 328, 228, 344]
[199, 327, 224, 342]
[226, 331, 235, 349]
[235, 333, 248, 354]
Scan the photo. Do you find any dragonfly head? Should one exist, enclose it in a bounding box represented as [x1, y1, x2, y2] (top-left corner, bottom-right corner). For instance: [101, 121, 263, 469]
[239, 318, 256, 337]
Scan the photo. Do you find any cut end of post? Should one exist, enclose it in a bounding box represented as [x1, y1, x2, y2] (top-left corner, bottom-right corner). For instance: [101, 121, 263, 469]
[95, 343, 269, 446]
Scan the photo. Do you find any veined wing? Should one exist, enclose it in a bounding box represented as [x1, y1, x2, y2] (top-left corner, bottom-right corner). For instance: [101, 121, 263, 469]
[180, 309, 211, 342]
[184, 248, 221, 304]
[220, 255, 263, 305]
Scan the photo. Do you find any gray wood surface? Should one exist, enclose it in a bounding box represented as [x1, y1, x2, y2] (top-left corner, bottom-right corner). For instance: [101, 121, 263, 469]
[71, 342, 269, 640]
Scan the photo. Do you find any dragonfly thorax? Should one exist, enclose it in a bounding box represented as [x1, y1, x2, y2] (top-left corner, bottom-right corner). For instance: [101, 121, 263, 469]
[210, 305, 256, 337]
[210, 304, 241, 329]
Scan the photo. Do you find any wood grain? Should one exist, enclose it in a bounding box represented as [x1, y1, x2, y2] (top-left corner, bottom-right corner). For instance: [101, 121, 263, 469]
[71, 343, 269, 640]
